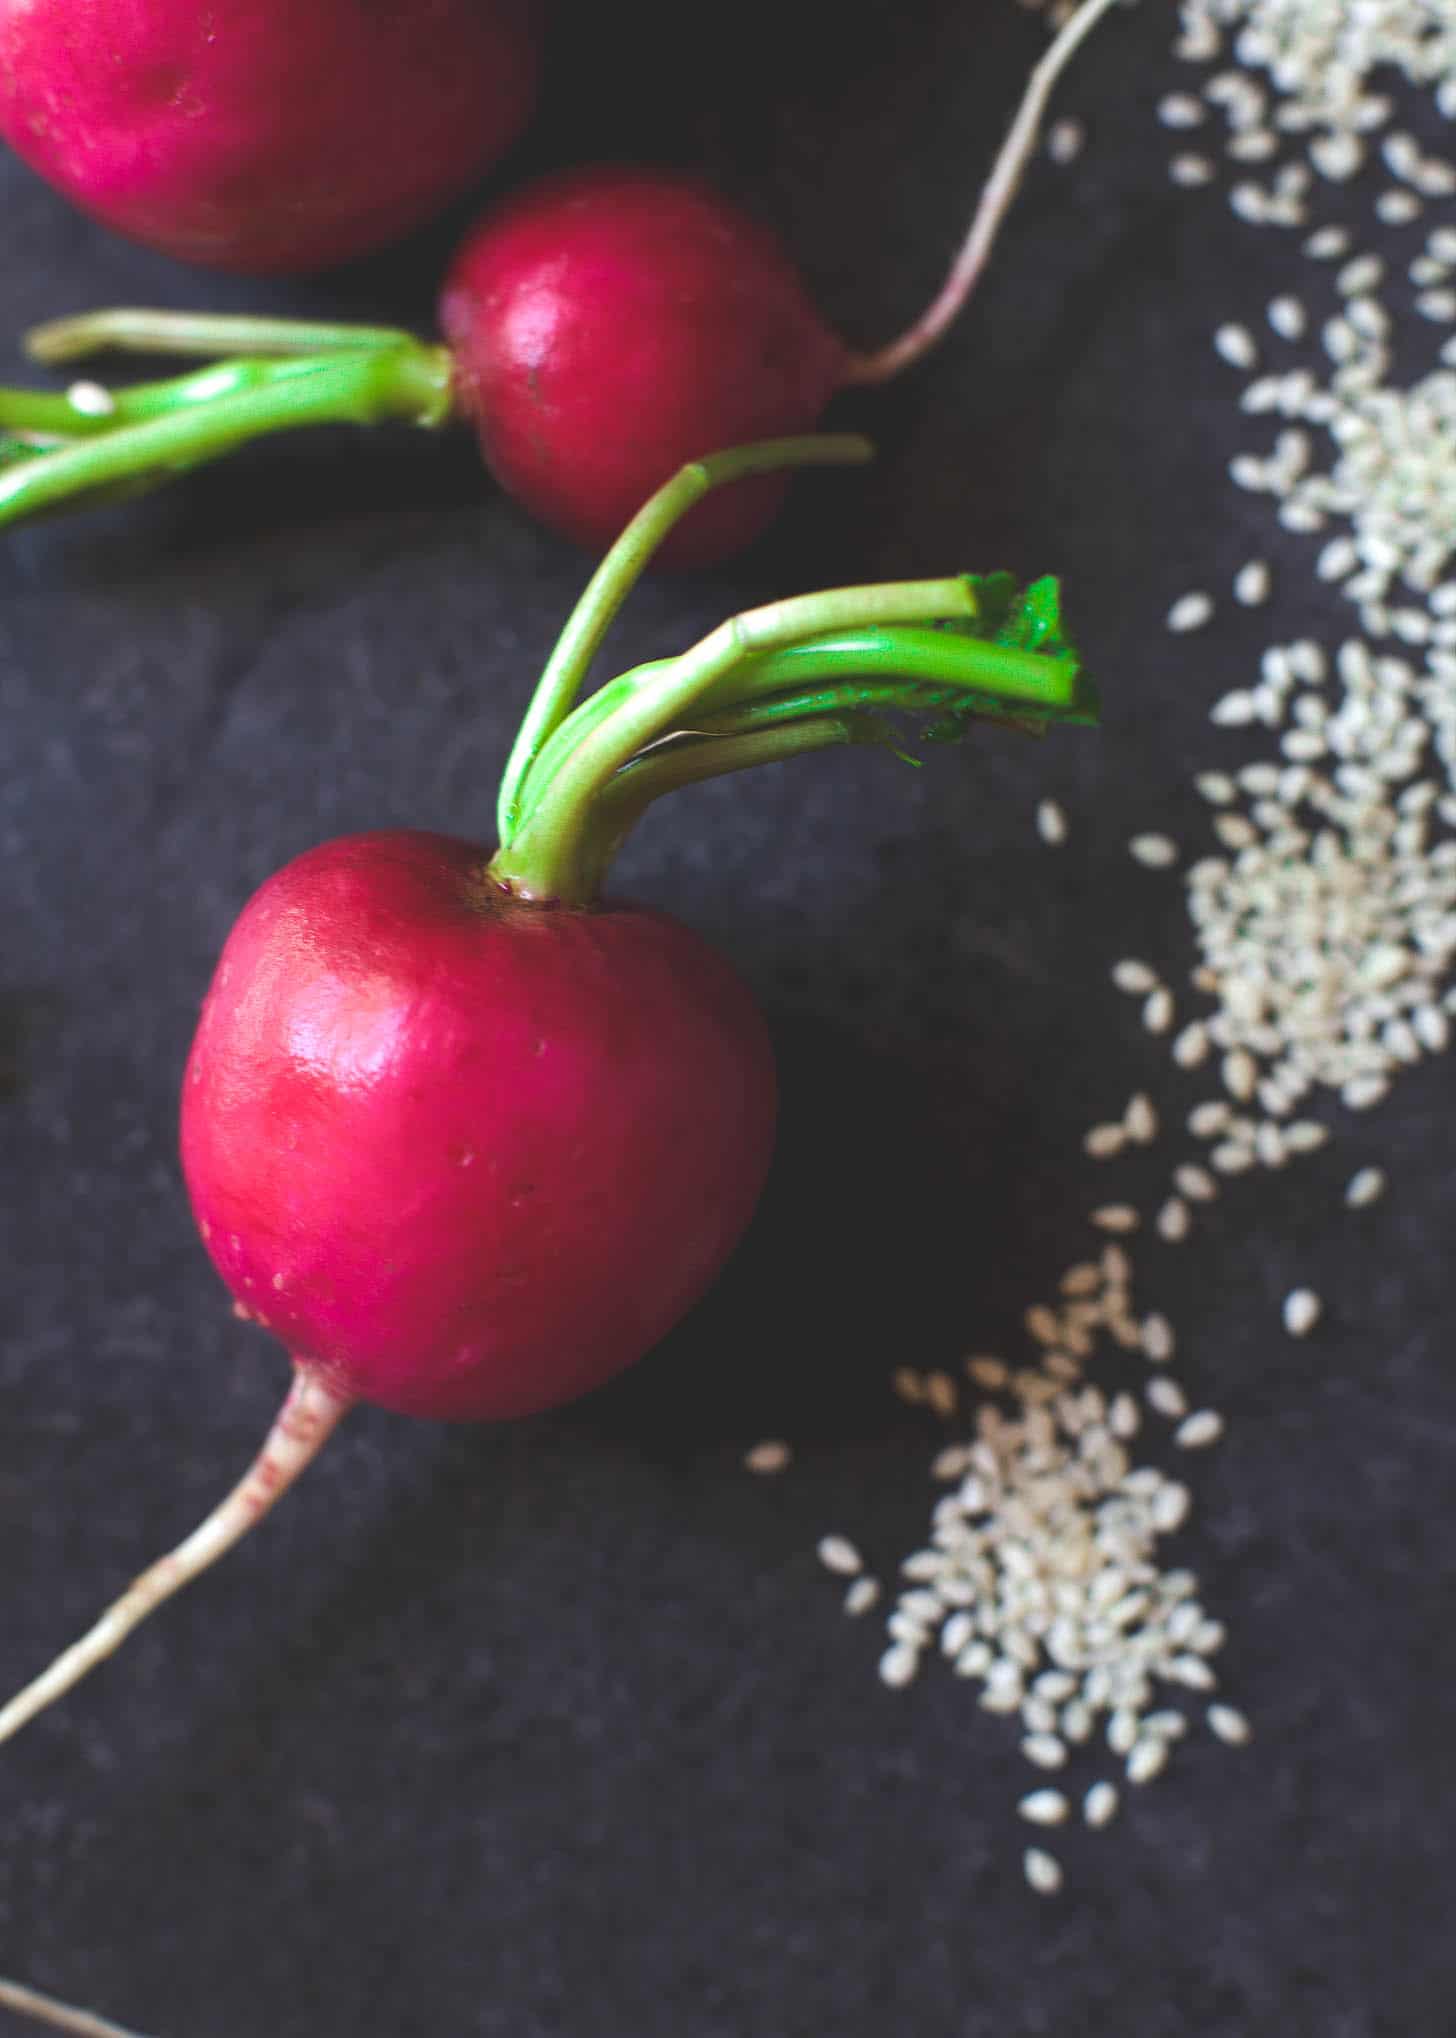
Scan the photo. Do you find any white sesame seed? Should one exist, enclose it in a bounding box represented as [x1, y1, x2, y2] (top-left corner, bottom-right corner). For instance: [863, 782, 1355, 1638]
[1171, 153, 1215, 187]
[966, 1354, 1009, 1389]
[1037, 798, 1068, 846]
[1158, 93, 1204, 129]
[1047, 117, 1083, 165]
[1214, 323, 1259, 370]
[1124, 1093, 1158, 1143]
[1267, 296, 1305, 341]
[1344, 1167, 1386, 1209]
[1018, 1789, 1070, 1827]
[1207, 1704, 1252, 1747]
[1091, 1204, 1140, 1235]
[1168, 592, 1215, 634]
[1234, 560, 1271, 606]
[891, 1367, 924, 1406]
[1084, 1121, 1127, 1160]
[1156, 1197, 1191, 1243]
[1023, 1847, 1063, 1896]
[1021, 1733, 1068, 1771]
[1126, 1738, 1170, 1786]
[1141, 1313, 1176, 1363]
[1130, 833, 1179, 869]
[925, 1372, 958, 1419]
[1174, 1163, 1217, 1203]
[744, 1439, 792, 1474]
[1175, 1411, 1225, 1451]
[1112, 958, 1158, 994]
[1143, 988, 1175, 1035]
[817, 1534, 863, 1577]
[843, 1576, 881, 1617]
[1282, 1288, 1322, 1337]
[1083, 1781, 1119, 1828]
[1147, 1377, 1189, 1421]
[878, 1643, 920, 1689]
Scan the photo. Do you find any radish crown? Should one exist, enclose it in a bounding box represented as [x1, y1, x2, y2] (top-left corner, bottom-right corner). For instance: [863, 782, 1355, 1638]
[487, 435, 1098, 904]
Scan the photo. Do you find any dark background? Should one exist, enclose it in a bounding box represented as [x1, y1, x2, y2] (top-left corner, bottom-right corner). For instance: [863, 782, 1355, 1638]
[4, 3, 1456, 2033]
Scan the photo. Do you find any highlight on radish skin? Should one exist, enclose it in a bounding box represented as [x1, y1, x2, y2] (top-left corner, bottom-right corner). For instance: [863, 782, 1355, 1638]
[0, 0, 1122, 564]
[0, 433, 1099, 1750]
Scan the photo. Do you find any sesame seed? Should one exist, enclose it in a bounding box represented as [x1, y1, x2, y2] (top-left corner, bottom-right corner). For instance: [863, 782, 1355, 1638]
[1126, 1737, 1170, 1785]
[1141, 1313, 1176, 1363]
[1267, 296, 1305, 341]
[1234, 560, 1271, 606]
[843, 1576, 881, 1617]
[1147, 1377, 1189, 1421]
[1171, 153, 1215, 187]
[1156, 1197, 1191, 1243]
[1023, 1847, 1063, 1896]
[1143, 988, 1175, 1034]
[1214, 323, 1259, 370]
[1037, 797, 1068, 845]
[1018, 1789, 1070, 1826]
[1084, 1122, 1127, 1160]
[1344, 1167, 1386, 1208]
[1130, 833, 1179, 868]
[1207, 1704, 1253, 1747]
[1091, 1205, 1140, 1234]
[878, 1644, 920, 1689]
[966, 1354, 1009, 1389]
[744, 1439, 791, 1474]
[1174, 1163, 1217, 1203]
[1083, 1781, 1119, 1828]
[67, 380, 116, 418]
[1124, 1093, 1158, 1143]
[1175, 1411, 1225, 1451]
[1047, 117, 1084, 165]
[1168, 592, 1215, 633]
[1112, 958, 1158, 994]
[1282, 1288, 1322, 1337]
[817, 1534, 863, 1577]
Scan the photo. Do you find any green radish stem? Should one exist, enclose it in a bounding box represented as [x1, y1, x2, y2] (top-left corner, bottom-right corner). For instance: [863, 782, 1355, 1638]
[0, 1972, 156, 2038]
[483, 436, 1095, 903]
[0, 0, 1119, 535]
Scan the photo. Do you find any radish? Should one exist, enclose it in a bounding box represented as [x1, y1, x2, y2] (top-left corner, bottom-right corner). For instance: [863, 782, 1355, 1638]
[0, 433, 1097, 1749]
[0, 0, 544, 275]
[0, 0, 1118, 564]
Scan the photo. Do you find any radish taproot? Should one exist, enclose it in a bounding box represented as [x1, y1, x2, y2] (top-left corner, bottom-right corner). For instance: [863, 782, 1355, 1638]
[0, 0, 1119, 564]
[0, 433, 1098, 1748]
[0, 0, 544, 275]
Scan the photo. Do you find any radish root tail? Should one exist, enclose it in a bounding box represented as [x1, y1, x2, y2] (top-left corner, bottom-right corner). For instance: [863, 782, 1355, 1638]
[0, 1363, 350, 1751]
[0, 1972, 157, 2038]
[843, 0, 1125, 387]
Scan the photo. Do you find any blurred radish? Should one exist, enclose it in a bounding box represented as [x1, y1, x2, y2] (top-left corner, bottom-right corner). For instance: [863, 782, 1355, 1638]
[0, 0, 544, 274]
[0, 0, 1118, 563]
[0, 433, 1097, 1747]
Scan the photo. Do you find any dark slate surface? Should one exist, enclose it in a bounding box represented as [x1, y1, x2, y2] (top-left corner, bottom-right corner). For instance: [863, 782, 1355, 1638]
[3, 3, 1455, 2033]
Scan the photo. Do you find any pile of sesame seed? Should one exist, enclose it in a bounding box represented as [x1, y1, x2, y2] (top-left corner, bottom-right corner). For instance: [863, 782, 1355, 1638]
[774, 0, 1456, 1900]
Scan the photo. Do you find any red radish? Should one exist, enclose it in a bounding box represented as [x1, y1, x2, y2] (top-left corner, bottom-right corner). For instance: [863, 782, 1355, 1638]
[0, 0, 544, 275]
[0, 0, 1118, 563]
[0, 433, 1097, 1748]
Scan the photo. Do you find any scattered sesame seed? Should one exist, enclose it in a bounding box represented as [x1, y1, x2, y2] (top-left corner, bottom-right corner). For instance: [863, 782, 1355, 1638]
[1267, 295, 1306, 340]
[1282, 1287, 1322, 1337]
[1047, 117, 1084, 165]
[1214, 323, 1259, 370]
[1141, 1313, 1176, 1363]
[1126, 1737, 1170, 1785]
[1147, 1377, 1189, 1421]
[1168, 592, 1215, 633]
[1023, 1847, 1064, 1896]
[1084, 1122, 1127, 1160]
[744, 1439, 792, 1474]
[1019, 1789, 1070, 1826]
[1091, 1204, 1140, 1234]
[817, 1534, 863, 1577]
[1037, 797, 1068, 846]
[1171, 153, 1215, 187]
[1113, 958, 1158, 994]
[1234, 560, 1271, 606]
[1207, 1704, 1252, 1747]
[1175, 1411, 1225, 1451]
[1344, 1167, 1386, 1208]
[67, 380, 116, 418]
[843, 1576, 881, 1617]
[878, 1644, 920, 1689]
[1083, 1781, 1119, 1828]
[1156, 1197, 1191, 1243]
[1124, 1093, 1158, 1143]
[966, 1354, 1010, 1390]
[1130, 833, 1179, 868]
[1143, 988, 1175, 1034]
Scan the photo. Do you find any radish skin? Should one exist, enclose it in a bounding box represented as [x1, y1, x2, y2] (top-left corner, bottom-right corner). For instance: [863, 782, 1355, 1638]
[0, 0, 544, 274]
[0, 434, 1098, 1749]
[0, 1973, 156, 2038]
[0, 0, 1122, 562]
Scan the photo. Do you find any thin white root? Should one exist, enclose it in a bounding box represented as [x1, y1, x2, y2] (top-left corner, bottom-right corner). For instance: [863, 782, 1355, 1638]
[0, 1364, 350, 1751]
[0, 1973, 156, 2038]
[843, 0, 1127, 386]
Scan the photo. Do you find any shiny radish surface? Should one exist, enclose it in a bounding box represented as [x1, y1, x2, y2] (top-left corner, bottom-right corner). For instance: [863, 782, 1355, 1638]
[0, 0, 544, 274]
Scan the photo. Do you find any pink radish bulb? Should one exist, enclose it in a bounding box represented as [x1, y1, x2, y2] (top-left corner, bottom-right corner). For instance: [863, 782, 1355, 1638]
[0, 432, 1099, 1749]
[0, 0, 1120, 562]
[0, 0, 544, 274]
[183, 830, 777, 1424]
